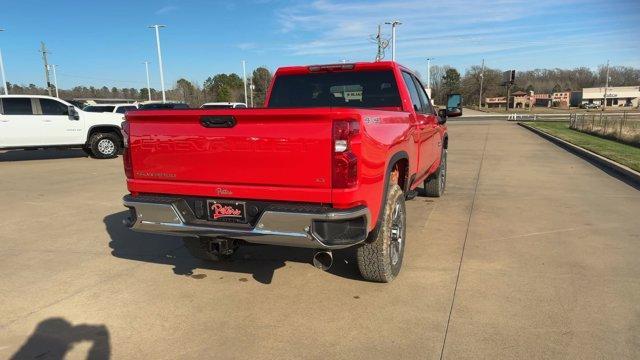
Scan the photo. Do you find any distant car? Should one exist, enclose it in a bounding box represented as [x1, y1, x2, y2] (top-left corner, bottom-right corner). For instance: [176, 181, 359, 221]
[446, 94, 463, 117]
[83, 103, 138, 114]
[580, 103, 599, 109]
[138, 102, 189, 110]
[200, 102, 247, 109]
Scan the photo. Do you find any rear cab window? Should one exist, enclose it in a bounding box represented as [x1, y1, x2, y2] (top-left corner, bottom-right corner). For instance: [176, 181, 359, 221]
[1, 98, 34, 115]
[84, 105, 115, 113]
[267, 70, 401, 110]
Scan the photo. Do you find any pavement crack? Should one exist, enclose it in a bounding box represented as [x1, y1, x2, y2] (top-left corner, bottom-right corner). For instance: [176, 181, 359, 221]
[439, 124, 490, 360]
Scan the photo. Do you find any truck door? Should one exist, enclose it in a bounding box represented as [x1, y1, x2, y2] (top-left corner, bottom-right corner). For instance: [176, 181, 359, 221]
[401, 72, 438, 179]
[38, 98, 84, 145]
[0, 97, 41, 147]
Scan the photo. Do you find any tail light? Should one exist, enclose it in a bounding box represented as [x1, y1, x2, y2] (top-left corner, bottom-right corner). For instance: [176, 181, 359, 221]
[121, 120, 133, 178]
[332, 120, 359, 188]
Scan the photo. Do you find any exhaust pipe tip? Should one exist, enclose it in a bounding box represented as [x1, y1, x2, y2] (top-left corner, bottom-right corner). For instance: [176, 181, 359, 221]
[313, 250, 333, 271]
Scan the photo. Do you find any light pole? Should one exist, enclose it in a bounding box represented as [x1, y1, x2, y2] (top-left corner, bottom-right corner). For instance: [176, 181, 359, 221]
[0, 29, 8, 95]
[602, 59, 610, 110]
[149, 25, 166, 103]
[385, 20, 401, 61]
[479, 59, 485, 109]
[143, 61, 152, 101]
[249, 78, 254, 108]
[50, 64, 59, 98]
[242, 60, 248, 105]
[426, 58, 432, 88]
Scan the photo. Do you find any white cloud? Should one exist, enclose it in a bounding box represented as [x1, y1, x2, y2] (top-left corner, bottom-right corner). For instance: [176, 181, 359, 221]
[273, 0, 607, 61]
[155, 5, 178, 15]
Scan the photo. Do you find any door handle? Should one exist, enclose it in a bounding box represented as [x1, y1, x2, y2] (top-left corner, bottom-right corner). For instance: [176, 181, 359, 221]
[200, 115, 236, 128]
[42, 119, 53, 122]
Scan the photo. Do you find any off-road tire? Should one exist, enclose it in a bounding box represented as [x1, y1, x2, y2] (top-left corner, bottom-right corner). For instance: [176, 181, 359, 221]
[88, 132, 120, 159]
[423, 149, 447, 197]
[357, 184, 406, 283]
[183, 237, 233, 262]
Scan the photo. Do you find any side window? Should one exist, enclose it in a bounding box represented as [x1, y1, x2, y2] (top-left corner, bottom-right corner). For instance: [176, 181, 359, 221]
[401, 72, 422, 112]
[40, 98, 69, 115]
[412, 76, 434, 114]
[2, 98, 34, 115]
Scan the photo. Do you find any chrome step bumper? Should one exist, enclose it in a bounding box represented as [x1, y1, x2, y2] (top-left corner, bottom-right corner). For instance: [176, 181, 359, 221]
[122, 195, 370, 249]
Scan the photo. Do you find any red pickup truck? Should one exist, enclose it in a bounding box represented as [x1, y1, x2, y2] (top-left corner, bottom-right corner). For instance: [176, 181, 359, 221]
[121, 61, 448, 282]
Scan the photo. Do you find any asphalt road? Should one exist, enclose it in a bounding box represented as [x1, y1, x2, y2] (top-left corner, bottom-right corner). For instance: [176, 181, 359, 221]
[1, 121, 639, 359]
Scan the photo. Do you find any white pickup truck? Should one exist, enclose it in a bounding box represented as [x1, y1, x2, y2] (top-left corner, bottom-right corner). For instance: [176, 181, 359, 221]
[0, 95, 126, 159]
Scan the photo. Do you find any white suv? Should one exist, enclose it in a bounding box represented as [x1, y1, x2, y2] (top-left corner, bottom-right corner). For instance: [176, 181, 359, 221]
[83, 103, 138, 114]
[0, 95, 127, 159]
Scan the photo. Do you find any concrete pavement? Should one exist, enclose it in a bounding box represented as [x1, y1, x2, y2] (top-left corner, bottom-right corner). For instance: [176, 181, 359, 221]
[1, 121, 639, 359]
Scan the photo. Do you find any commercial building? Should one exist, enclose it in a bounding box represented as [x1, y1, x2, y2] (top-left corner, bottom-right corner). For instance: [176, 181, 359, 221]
[582, 86, 640, 108]
[552, 92, 571, 108]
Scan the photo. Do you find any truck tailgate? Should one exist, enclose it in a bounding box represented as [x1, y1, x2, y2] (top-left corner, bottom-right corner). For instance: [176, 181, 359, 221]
[126, 109, 333, 202]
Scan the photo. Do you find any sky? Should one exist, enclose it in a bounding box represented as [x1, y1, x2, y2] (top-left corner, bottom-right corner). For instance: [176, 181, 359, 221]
[0, 0, 638, 89]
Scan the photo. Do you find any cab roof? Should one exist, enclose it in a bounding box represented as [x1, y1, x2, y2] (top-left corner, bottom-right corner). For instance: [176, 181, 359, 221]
[275, 61, 413, 76]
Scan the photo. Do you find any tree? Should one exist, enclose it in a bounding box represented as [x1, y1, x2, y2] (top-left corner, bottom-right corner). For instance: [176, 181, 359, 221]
[441, 68, 461, 101]
[251, 67, 272, 107]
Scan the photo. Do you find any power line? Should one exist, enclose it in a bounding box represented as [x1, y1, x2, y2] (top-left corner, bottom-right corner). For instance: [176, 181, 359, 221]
[56, 73, 147, 86]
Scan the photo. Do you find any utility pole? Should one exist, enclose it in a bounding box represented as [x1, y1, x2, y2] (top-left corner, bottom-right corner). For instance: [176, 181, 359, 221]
[149, 25, 166, 103]
[143, 61, 152, 101]
[375, 24, 383, 61]
[602, 59, 609, 110]
[384, 20, 401, 61]
[0, 29, 8, 95]
[39, 42, 52, 96]
[49, 64, 59, 98]
[479, 59, 485, 109]
[242, 60, 248, 105]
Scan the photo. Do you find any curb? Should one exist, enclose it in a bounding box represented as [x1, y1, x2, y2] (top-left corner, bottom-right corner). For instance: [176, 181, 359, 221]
[518, 122, 640, 186]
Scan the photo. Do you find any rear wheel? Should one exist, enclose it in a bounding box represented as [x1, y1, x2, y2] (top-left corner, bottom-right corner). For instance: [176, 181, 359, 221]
[357, 184, 406, 283]
[423, 148, 447, 197]
[88, 132, 120, 159]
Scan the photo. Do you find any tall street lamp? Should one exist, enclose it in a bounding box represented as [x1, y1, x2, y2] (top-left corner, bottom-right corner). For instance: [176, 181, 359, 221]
[143, 61, 152, 101]
[149, 25, 166, 103]
[0, 29, 8, 95]
[50, 64, 59, 98]
[385, 20, 401, 61]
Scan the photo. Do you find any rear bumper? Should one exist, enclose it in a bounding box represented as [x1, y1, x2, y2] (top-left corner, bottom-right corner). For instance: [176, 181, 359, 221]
[122, 195, 370, 249]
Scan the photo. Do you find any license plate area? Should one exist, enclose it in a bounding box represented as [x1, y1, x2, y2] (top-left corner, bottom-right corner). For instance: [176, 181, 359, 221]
[207, 199, 247, 223]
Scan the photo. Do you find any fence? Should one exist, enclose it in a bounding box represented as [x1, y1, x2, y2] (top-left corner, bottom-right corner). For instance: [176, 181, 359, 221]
[569, 112, 640, 147]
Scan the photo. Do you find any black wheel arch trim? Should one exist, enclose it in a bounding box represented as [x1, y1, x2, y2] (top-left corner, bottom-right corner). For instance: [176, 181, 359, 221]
[86, 125, 123, 145]
[370, 151, 409, 238]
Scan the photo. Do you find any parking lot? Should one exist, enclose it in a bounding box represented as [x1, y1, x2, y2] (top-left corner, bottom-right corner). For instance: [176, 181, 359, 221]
[1, 120, 639, 359]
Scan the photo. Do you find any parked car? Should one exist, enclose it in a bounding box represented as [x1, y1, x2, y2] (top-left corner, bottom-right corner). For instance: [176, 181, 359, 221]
[138, 102, 189, 110]
[121, 61, 448, 282]
[201, 102, 247, 109]
[84, 103, 138, 114]
[0, 95, 125, 158]
[580, 103, 599, 109]
[446, 93, 463, 117]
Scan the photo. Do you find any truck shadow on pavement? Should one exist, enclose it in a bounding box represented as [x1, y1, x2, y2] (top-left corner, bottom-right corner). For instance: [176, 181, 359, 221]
[104, 211, 364, 284]
[0, 149, 88, 162]
[10, 317, 110, 360]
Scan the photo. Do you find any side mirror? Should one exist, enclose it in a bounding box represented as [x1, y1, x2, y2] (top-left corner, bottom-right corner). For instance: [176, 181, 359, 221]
[438, 108, 447, 124]
[68, 106, 80, 120]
